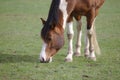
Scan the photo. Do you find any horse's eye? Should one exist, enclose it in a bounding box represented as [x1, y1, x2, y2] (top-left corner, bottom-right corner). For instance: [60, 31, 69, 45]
[47, 37, 52, 41]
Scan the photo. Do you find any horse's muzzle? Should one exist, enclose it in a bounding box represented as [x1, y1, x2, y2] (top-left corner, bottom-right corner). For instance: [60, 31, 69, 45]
[40, 57, 52, 63]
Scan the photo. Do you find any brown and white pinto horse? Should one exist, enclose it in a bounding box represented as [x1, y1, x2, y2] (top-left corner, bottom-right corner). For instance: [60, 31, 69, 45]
[39, 0, 105, 63]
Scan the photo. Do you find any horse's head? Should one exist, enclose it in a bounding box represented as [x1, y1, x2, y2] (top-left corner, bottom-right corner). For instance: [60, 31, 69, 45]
[39, 18, 64, 63]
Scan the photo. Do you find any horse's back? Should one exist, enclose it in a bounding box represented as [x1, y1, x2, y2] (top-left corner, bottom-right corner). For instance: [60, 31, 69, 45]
[68, 0, 105, 16]
[74, 0, 105, 9]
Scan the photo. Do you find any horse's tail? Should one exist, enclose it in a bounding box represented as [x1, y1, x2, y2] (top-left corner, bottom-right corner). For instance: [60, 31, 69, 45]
[93, 27, 101, 55]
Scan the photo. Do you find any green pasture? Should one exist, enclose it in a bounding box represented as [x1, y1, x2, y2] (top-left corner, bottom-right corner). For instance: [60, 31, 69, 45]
[0, 0, 120, 80]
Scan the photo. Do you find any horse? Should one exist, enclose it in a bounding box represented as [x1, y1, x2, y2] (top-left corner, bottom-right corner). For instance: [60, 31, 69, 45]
[39, 0, 105, 63]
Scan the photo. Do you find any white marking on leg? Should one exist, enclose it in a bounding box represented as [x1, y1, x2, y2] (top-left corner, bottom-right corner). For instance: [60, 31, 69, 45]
[89, 50, 96, 61]
[49, 57, 53, 63]
[90, 51, 95, 58]
[86, 18, 96, 61]
[59, 0, 68, 29]
[84, 30, 90, 57]
[39, 43, 47, 62]
[65, 22, 74, 62]
[87, 18, 96, 35]
[75, 20, 82, 56]
[67, 22, 74, 34]
[67, 22, 74, 54]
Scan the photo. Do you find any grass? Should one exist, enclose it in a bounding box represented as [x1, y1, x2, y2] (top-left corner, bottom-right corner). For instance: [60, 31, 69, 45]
[0, 0, 120, 80]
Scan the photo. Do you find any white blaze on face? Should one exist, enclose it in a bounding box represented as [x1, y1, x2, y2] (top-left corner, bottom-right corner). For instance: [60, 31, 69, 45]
[39, 43, 47, 61]
[59, 0, 68, 29]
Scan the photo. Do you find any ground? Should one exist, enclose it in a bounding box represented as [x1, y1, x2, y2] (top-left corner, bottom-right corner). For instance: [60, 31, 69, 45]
[0, 0, 120, 80]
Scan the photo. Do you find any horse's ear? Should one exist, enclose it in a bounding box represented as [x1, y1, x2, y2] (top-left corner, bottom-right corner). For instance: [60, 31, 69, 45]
[40, 18, 46, 25]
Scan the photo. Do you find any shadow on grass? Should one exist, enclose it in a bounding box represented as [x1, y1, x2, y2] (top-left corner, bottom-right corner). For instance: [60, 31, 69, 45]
[0, 53, 39, 63]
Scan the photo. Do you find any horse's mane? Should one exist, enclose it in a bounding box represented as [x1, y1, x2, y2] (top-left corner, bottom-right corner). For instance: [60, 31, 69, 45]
[47, 0, 60, 25]
[41, 0, 60, 39]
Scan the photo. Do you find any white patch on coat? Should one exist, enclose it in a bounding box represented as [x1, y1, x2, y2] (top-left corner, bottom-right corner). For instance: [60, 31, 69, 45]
[59, 0, 68, 29]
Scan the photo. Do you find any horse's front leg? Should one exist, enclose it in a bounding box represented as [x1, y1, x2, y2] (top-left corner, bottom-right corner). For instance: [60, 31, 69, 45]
[65, 19, 74, 62]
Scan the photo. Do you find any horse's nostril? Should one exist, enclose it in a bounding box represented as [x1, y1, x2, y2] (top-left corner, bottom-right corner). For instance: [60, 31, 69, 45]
[40, 57, 50, 63]
[42, 57, 45, 62]
[40, 57, 45, 63]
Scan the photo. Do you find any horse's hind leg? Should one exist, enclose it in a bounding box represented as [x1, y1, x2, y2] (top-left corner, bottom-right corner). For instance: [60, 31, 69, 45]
[65, 17, 74, 62]
[74, 18, 82, 56]
[85, 9, 97, 61]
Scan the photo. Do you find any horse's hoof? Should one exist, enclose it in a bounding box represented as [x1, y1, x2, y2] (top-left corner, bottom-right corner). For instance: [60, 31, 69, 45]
[74, 52, 81, 57]
[65, 58, 72, 62]
[84, 54, 89, 58]
[89, 57, 96, 61]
